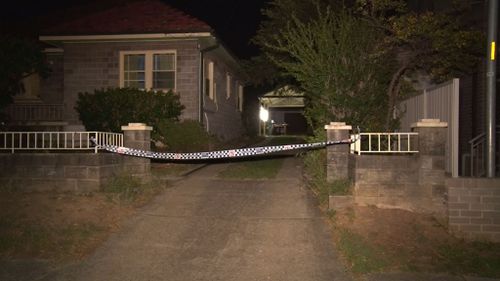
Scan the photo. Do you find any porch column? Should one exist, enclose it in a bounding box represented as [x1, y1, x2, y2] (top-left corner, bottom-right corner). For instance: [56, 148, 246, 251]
[121, 123, 152, 181]
[412, 118, 447, 191]
[325, 122, 352, 182]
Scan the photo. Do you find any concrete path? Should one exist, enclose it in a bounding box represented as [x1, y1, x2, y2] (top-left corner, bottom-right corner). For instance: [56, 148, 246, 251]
[44, 157, 351, 281]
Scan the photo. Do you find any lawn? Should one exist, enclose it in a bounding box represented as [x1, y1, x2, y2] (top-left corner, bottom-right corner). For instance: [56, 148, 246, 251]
[218, 157, 285, 179]
[330, 206, 500, 278]
[218, 136, 305, 180]
[0, 174, 166, 262]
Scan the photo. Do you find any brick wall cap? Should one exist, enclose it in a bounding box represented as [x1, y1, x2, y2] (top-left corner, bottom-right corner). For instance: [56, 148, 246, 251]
[121, 123, 153, 131]
[411, 119, 448, 128]
[325, 122, 352, 130]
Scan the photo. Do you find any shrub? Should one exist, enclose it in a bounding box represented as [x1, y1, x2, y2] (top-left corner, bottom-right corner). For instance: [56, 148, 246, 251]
[303, 130, 352, 205]
[153, 120, 219, 152]
[75, 88, 184, 133]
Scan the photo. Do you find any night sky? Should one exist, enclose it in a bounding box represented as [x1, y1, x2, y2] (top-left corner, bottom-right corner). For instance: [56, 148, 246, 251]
[1, 0, 270, 59]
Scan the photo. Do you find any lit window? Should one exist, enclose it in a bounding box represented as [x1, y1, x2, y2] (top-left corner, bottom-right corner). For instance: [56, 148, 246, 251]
[120, 51, 176, 90]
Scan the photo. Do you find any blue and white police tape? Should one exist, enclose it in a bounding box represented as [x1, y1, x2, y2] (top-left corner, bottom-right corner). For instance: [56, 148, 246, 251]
[90, 137, 354, 161]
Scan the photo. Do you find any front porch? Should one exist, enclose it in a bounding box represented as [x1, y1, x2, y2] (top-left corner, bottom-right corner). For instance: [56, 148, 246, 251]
[3, 103, 67, 130]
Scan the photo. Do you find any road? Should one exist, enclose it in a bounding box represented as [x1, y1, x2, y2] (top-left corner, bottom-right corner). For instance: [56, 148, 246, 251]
[45, 157, 351, 281]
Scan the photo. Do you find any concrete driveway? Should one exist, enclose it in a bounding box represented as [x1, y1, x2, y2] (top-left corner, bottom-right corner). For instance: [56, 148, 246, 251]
[45, 157, 351, 281]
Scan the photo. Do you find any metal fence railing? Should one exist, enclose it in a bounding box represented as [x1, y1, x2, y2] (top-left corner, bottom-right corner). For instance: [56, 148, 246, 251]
[0, 131, 123, 153]
[350, 132, 419, 155]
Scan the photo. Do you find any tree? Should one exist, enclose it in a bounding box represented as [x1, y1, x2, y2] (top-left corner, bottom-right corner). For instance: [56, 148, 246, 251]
[253, 2, 392, 130]
[0, 36, 49, 118]
[355, 0, 483, 128]
[252, 0, 483, 131]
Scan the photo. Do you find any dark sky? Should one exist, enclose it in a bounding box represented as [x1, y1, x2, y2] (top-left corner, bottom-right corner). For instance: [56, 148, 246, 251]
[167, 0, 268, 58]
[1, 0, 270, 59]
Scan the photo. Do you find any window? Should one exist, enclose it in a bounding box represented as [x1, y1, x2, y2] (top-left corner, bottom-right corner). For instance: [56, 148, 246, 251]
[123, 54, 145, 89]
[226, 73, 231, 99]
[120, 51, 176, 90]
[153, 54, 175, 89]
[204, 60, 215, 101]
[16, 73, 40, 100]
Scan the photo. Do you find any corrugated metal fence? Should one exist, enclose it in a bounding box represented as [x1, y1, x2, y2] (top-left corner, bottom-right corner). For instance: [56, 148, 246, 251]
[399, 78, 460, 177]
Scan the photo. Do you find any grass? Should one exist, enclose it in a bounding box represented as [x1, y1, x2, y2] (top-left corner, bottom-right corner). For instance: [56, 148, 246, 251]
[328, 206, 500, 278]
[218, 157, 284, 179]
[0, 172, 166, 262]
[102, 173, 164, 204]
[337, 228, 389, 274]
[0, 179, 19, 193]
[302, 149, 352, 205]
[151, 163, 194, 177]
[0, 216, 104, 260]
[264, 136, 305, 146]
[218, 136, 305, 180]
[436, 241, 500, 278]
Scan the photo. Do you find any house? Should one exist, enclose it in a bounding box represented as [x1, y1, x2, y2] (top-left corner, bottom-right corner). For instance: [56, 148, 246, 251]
[7, 0, 246, 140]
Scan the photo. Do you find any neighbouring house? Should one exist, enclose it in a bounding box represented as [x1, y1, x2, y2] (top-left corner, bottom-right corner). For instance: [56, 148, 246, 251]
[6, 0, 246, 140]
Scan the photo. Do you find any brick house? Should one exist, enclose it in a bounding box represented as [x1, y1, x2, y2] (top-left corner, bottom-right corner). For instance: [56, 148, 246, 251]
[8, 0, 246, 140]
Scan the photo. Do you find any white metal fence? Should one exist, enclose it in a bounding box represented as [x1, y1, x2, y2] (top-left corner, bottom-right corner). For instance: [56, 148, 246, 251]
[350, 132, 419, 155]
[0, 131, 123, 153]
[398, 78, 459, 177]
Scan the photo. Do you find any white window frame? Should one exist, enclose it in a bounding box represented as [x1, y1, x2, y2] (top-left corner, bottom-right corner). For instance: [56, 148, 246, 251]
[119, 50, 177, 91]
[204, 60, 216, 101]
[226, 73, 231, 99]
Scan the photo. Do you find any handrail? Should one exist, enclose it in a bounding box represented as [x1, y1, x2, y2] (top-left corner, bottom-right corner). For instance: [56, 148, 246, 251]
[350, 132, 419, 155]
[469, 126, 500, 177]
[0, 131, 123, 153]
[469, 126, 500, 145]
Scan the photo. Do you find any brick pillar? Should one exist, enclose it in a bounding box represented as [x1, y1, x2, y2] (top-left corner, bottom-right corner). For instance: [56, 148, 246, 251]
[121, 123, 152, 181]
[325, 122, 352, 182]
[412, 119, 447, 214]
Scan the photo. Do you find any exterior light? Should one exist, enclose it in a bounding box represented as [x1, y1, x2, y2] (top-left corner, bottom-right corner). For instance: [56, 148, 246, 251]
[259, 106, 269, 122]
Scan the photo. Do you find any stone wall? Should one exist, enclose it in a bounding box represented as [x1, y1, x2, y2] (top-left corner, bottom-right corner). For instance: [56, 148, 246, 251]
[0, 153, 125, 192]
[0, 123, 152, 193]
[350, 154, 446, 215]
[447, 178, 500, 242]
[327, 120, 448, 216]
[326, 120, 500, 243]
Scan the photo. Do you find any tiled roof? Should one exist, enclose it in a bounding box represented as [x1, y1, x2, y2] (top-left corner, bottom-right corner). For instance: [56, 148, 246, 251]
[42, 0, 213, 35]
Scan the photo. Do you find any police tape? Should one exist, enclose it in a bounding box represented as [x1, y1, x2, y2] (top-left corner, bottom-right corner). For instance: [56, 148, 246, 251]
[90, 138, 354, 160]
